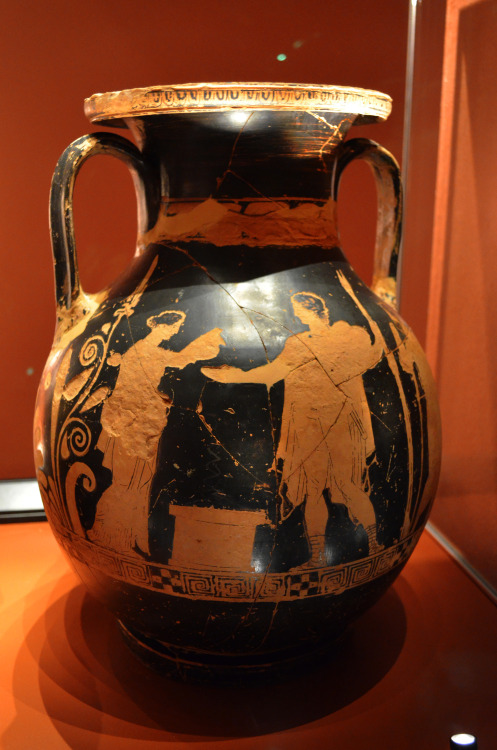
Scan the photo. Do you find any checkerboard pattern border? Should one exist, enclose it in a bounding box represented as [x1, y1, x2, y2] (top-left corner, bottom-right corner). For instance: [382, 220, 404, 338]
[56, 526, 421, 602]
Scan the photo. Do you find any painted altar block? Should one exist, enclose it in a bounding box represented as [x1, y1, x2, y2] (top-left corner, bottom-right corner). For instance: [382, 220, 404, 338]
[168, 505, 268, 570]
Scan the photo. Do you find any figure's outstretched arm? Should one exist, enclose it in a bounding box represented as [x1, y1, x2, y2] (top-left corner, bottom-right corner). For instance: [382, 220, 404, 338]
[202, 335, 312, 387]
[201, 360, 284, 386]
[167, 328, 226, 369]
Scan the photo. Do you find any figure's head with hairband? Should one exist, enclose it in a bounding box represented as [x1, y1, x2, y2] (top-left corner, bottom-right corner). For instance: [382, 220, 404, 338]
[290, 292, 329, 328]
[146, 310, 186, 341]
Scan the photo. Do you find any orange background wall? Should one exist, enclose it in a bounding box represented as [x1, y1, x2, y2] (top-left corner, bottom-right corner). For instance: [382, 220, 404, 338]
[423, 0, 497, 590]
[0, 0, 409, 479]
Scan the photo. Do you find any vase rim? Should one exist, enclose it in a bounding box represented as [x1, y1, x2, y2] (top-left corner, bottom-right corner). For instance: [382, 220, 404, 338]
[84, 82, 392, 126]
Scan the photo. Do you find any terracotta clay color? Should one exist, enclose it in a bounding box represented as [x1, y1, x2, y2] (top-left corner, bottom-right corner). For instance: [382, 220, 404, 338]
[35, 83, 441, 680]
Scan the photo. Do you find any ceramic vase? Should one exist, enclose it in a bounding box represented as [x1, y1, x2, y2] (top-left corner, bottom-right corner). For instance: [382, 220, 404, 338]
[34, 84, 441, 680]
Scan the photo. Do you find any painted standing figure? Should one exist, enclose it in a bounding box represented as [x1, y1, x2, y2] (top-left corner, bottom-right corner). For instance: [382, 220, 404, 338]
[89, 310, 225, 557]
[202, 288, 384, 565]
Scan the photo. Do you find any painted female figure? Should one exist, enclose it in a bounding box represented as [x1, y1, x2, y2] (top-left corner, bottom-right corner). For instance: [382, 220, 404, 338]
[89, 311, 225, 557]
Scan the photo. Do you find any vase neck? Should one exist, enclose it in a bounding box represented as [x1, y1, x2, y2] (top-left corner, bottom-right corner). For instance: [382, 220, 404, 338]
[127, 110, 356, 248]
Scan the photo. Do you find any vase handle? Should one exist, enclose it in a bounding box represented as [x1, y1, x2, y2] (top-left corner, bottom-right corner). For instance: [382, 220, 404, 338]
[50, 132, 160, 314]
[331, 137, 402, 309]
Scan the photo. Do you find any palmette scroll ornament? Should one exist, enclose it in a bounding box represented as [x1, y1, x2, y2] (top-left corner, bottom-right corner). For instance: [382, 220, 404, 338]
[35, 83, 441, 680]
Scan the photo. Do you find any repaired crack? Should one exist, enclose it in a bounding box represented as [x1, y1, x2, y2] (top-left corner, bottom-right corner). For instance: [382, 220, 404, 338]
[166, 242, 285, 475]
[214, 111, 256, 196]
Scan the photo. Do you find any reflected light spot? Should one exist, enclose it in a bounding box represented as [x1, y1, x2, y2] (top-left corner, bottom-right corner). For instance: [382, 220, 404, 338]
[450, 734, 477, 748]
[293, 40, 304, 48]
[252, 556, 267, 574]
[276, 53, 287, 62]
[229, 110, 251, 126]
[26, 367, 34, 376]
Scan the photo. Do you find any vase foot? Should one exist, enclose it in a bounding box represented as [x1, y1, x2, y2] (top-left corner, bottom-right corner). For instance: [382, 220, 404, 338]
[118, 619, 344, 684]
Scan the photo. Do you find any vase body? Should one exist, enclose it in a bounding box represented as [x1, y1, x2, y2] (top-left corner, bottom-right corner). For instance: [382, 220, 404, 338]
[35, 84, 441, 679]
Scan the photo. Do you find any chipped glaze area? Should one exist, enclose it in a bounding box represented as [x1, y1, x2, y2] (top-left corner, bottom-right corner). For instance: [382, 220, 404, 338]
[36, 92, 441, 674]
